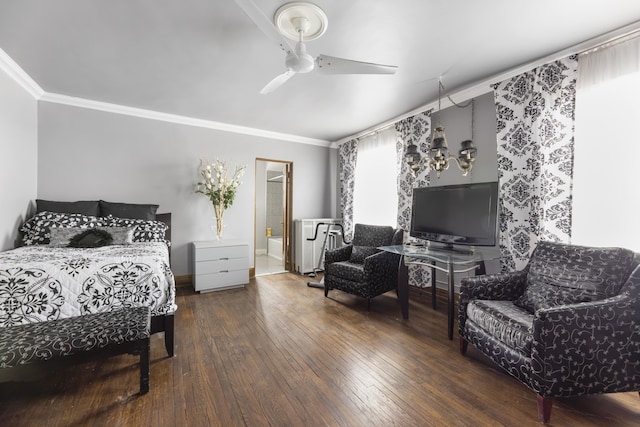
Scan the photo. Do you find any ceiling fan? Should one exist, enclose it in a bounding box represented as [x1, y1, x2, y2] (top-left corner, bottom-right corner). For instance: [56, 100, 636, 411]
[234, 0, 398, 94]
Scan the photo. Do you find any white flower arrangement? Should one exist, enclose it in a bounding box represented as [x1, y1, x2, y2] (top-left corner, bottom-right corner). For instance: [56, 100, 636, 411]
[196, 158, 246, 238]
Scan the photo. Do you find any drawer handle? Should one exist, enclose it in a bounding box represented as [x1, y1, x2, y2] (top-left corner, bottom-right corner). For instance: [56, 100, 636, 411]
[220, 270, 229, 273]
[220, 257, 229, 260]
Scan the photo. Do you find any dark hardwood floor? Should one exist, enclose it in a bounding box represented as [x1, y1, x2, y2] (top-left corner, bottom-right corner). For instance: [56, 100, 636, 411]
[1, 273, 638, 426]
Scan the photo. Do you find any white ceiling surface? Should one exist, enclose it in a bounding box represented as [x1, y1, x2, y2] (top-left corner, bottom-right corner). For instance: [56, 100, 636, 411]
[1, 1, 640, 143]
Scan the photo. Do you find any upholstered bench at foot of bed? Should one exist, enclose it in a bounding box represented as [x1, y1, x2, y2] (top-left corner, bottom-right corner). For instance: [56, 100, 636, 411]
[0, 306, 151, 394]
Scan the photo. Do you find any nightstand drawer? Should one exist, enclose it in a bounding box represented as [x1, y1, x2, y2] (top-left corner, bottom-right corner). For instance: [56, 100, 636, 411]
[195, 245, 247, 261]
[196, 257, 247, 275]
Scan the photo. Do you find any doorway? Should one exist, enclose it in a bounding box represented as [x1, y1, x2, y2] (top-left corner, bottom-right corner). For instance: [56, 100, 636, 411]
[254, 158, 293, 276]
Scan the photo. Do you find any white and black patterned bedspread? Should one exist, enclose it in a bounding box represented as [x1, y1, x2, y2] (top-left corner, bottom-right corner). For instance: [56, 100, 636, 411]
[0, 243, 177, 327]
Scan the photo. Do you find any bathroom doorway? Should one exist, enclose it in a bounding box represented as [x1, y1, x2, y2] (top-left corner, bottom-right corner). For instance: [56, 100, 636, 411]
[254, 158, 293, 276]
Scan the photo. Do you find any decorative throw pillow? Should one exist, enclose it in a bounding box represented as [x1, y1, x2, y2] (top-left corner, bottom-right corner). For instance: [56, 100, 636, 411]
[103, 215, 169, 245]
[513, 241, 636, 313]
[20, 211, 103, 245]
[350, 245, 379, 264]
[49, 227, 89, 247]
[68, 229, 113, 248]
[99, 201, 159, 220]
[96, 226, 136, 245]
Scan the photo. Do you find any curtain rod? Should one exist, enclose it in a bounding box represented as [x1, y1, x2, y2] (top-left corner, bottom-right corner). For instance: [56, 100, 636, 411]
[348, 124, 395, 142]
[332, 20, 640, 147]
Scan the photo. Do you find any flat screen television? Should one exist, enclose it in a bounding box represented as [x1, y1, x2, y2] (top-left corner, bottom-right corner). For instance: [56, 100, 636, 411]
[410, 182, 498, 251]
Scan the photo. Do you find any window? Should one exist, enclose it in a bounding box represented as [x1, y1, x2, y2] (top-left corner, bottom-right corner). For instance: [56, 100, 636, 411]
[572, 37, 640, 252]
[352, 126, 398, 227]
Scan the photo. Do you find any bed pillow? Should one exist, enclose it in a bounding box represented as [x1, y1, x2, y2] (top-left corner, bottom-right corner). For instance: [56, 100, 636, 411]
[20, 211, 103, 245]
[49, 226, 136, 247]
[68, 229, 113, 248]
[49, 227, 87, 247]
[103, 215, 169, 245]
[36, 199, 100, 216]
[97, 226, 136, 245]
[99, 201, 159, 220]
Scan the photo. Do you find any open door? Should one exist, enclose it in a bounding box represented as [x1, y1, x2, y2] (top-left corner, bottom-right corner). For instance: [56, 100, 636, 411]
[283, 162, 293, 271]
[254, 158, 293, 276]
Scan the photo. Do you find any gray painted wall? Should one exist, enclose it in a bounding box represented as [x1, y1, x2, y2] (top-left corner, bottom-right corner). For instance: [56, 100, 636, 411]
[425, 91, 501, 280]
[427, 91, 498, 186]
[0, 68, 38, 250]
[37, 102, 334, 276]
[331, 91, 501, 285]
[333, 91, 498, 218]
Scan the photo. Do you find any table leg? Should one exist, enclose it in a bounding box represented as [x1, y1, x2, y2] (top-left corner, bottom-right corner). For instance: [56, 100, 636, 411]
[398, 256, 409, 319]
[448, 262, 455, 340]
[477, 259, 487, 276]
[431, 266, 437, 309]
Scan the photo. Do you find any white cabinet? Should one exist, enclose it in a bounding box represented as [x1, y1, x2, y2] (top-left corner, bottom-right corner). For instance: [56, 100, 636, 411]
[294, 218, 342, 274]
[191, 240, 249, 292]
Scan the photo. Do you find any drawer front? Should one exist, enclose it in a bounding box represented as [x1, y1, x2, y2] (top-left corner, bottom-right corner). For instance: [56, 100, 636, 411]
[195, 245, 247, 262]
[195, 270, 249, 291]
[196, 257, 247, 275]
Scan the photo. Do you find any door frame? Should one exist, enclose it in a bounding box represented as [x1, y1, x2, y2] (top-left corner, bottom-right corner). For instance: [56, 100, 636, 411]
[253, 158, 293, 276]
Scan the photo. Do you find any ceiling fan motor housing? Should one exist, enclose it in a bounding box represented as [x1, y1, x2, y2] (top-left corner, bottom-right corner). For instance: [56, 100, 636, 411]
[286, 42, 315, 73]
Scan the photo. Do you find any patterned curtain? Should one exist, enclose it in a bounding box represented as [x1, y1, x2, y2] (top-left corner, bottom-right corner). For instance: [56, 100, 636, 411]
[338, 138, 358, 240]
[395, 110, 432, 288]
[493, 55, 578, 271]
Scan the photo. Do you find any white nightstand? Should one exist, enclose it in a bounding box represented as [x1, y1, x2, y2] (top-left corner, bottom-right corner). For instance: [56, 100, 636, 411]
[191, 240, 249, 292]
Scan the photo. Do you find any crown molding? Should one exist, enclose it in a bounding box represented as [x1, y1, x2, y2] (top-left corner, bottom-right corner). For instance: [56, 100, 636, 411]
[0, 47, 330, 147]
[39, 93, 331, 147]
[0, 48, 44, 99]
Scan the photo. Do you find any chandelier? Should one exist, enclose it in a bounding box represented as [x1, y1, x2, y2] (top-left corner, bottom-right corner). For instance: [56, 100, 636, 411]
[405, 79, 477, 178]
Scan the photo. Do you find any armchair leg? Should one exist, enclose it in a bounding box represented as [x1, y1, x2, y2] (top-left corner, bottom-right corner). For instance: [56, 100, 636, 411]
[459, 337, 468, 355]
[324, 286, 329, 297]
[367, 298, 371, 311]
[537, 395, 553, 424]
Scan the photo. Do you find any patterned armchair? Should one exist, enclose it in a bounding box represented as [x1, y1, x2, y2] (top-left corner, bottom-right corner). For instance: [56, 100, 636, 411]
[324, 224, 403, 309]
[458, 241, 639, 423]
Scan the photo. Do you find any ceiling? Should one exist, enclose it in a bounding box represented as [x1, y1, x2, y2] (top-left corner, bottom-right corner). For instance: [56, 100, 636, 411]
[1, 0, 640, 143]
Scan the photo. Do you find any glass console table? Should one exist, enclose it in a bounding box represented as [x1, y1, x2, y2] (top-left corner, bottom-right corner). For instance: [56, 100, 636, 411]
[378, 244, 502, 340]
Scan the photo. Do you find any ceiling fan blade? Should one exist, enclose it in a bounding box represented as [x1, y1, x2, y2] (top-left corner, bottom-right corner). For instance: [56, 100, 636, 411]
[233, 0, 296, 56]
[260, 70, 296, 94]
[315, 55, 397, 75]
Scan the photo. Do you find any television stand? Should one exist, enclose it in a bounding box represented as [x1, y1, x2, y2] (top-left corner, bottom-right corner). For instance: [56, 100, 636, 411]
[429, 243, 474, 255]
[377, 245, 502, 340]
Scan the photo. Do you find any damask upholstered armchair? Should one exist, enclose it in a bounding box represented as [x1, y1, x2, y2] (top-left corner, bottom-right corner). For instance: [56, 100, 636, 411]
[324, 224, 403, 309]
[458, 241, 639, 423]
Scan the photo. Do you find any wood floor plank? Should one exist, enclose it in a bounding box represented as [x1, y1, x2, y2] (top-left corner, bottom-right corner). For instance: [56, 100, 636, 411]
[1, 272, 638, 426]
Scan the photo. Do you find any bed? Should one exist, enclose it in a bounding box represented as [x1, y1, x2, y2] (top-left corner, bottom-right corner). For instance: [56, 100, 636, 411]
[0, 202, 177, 357]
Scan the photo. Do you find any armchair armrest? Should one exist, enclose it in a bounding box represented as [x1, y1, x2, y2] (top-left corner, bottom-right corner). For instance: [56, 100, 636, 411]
[529, 292, 640, 398]
[363, 251, 401, 294]
[324, 245, 352, 267]
[363, 251, 400, 277]
[458, 270, 528, 334]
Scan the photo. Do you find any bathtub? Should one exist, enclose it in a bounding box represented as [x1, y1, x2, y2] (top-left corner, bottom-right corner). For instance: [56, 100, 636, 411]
[267, 236, 283, 261]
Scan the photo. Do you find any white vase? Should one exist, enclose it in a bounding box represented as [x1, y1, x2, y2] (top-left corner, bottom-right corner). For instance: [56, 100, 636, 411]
[214, 204, 224, 240]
